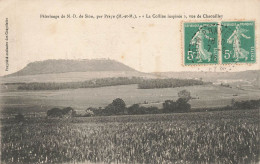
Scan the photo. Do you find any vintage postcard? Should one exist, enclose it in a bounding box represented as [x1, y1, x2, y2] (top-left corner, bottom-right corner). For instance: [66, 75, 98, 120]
[0, 0, 260, 163]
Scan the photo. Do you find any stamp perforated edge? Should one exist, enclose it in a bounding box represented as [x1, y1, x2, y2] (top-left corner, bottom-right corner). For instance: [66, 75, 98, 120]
[220, 20, 256, 65]
[181, 19, 257, 67]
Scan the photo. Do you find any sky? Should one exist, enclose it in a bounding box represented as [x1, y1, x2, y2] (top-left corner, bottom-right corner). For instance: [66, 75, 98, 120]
[0, 0, 260, 76]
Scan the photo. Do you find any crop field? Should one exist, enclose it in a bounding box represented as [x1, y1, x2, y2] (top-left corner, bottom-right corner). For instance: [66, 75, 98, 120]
[1, 109, 259, 163]
[1, 84, 260, 115]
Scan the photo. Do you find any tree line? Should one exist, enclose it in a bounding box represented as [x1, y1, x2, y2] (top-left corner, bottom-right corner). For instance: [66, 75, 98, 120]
[44, 90, 192, 117]
[138, 78, 206, 89]
[17, 77, 143, 90]
[45, 93, 260, 118]
[46, 98, 260, 118]
[17, 77, 206, 90]
[81, 97, 192, 117]
[76, 90, 192, 117]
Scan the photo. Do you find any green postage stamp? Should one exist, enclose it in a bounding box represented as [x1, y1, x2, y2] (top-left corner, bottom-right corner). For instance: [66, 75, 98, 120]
[184, 22, 219, 65]
[183, 21, 255, 65]
[221, 21, 255, 64]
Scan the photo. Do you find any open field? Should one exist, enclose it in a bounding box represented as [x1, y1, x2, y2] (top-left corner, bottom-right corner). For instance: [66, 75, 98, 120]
[1, 84, 260, 116]
[1, 109, 259, 163]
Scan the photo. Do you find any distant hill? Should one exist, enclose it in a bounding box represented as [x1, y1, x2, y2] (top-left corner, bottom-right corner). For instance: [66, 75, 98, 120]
[5, 59, 136, 77]
[1, 59, 156, 83]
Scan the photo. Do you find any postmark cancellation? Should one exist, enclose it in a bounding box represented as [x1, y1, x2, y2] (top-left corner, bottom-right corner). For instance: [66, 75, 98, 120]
[183, 21, 255, 65]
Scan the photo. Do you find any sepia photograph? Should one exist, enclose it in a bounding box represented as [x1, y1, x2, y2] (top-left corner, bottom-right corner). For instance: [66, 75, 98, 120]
[0, 0, 259, 163]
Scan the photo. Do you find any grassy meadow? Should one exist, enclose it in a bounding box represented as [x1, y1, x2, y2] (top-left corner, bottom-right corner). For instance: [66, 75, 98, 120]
[1, 84, 260, 116]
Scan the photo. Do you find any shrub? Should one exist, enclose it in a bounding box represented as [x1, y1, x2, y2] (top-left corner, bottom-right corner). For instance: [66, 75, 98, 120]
[47, 108, 63, 118]
[127, 104, 160, 115]
[104, 98, 127, 115]
[176, 98, 191, 112]
[84, 110, 94, 117]
[62, 107, 76, 117]
[127, 104, 140, 115]
[163, 100, 177, 113]
[232, 99, 260, 109]
[178, 90, 191, 102]
[47, 107, 76, 118]
[162, 98, 191, 113]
